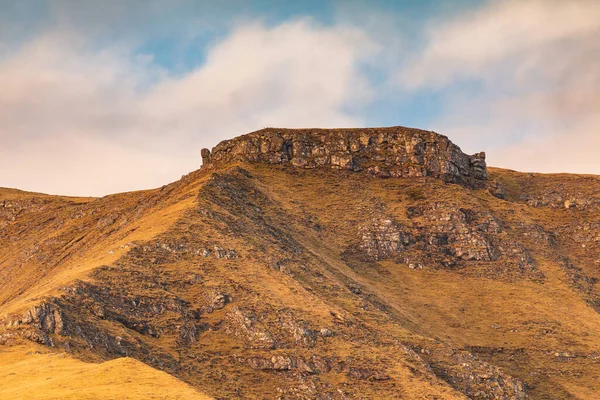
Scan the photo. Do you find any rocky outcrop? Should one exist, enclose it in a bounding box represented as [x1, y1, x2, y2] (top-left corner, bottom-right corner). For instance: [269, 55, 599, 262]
[0, 302, 65, 346]
[520, 185, 600, 210]
[358, 219, 412, 261]
[201, 127, 487, 187]
[247, 355, 322, 374]
[354, 203, 542, 279]
[420, 346, 527, 400]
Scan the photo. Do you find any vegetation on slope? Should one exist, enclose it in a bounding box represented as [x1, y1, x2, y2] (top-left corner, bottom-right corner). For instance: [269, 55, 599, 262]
[0, 343, 211, 399]
[1, 156, 600, 398]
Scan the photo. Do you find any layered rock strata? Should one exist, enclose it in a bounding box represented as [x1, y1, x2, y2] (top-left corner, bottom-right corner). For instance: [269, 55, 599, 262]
[201, 127, 487, 187]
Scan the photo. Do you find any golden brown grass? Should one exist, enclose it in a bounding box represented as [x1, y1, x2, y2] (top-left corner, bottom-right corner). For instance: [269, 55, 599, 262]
[2, 162, 600, 398]
[0, 343, 211, 399]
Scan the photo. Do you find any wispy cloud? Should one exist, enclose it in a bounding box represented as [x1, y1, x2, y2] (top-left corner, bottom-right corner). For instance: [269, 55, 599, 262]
[402, 0, 600, 88]
[0, 19, 377, 195]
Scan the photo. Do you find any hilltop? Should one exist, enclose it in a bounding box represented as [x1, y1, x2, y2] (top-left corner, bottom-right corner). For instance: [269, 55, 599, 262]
[201, 127, 487, 186]
[1, 126, 600, 399]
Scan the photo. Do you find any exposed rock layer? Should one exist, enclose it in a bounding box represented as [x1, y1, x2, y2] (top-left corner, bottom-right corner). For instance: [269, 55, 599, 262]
[201, 127, 487, 186]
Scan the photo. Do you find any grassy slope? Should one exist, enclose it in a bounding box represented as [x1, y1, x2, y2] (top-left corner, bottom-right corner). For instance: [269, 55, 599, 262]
[253, 163, 600, 398]
[2, 164, 600, 398]
[0, 171, 207, 314]
[0, 168, 468, 399]
[0, 343, 211, 400]
[0, 175, 215, 400]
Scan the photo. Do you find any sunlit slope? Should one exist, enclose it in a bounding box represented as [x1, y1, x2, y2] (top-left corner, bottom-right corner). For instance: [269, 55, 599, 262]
[0, 170, 206, 314]
[0, 343, 211, 400]
[1, 166, 472, 399]
[2, 161, 600, 398]
[230, 163, 600, 398]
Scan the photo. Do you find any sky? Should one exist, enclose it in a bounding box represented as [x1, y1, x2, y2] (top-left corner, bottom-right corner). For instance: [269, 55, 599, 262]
[1, 0, 599, 196]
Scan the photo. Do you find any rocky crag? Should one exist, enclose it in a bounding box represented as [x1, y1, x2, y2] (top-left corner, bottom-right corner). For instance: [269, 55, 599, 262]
[201, 127, 488, 187]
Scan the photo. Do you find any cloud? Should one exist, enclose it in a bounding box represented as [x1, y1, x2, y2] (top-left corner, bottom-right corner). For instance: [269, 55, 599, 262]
[0, 19, 377, 196]
[400, 0, 600, 173]
[402, 0, 600, 88]
[140, 20, 377, 140]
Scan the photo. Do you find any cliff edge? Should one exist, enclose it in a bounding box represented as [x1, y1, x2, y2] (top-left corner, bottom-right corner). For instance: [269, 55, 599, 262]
[201, 127, 487, 187]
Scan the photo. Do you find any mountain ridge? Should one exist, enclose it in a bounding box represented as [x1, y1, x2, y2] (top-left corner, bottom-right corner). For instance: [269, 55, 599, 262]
[1, 127, 600, 399]
[201, 126, 488, 188]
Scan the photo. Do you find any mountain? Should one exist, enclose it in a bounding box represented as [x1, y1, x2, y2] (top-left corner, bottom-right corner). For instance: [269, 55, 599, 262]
[1, 126, 600, 399]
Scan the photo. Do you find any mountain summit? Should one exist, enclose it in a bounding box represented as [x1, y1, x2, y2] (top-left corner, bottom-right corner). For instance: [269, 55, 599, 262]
[1, 127, 600, 399]
[201, 127, 487, 186]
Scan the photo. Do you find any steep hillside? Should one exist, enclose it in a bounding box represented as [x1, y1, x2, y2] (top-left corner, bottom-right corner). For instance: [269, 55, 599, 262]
[1, 127, 600, 399]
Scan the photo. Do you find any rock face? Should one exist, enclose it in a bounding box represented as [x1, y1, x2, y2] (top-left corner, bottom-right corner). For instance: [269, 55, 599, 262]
[359, 219, 411, 261]
[201, 127, 487, 187]
[419, 346, 527, 400]
[354, 202, 541, 279]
